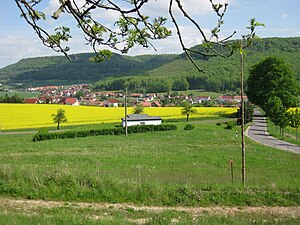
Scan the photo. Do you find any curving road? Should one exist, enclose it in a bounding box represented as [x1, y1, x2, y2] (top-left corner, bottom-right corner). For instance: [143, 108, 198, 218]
[246, 109, 300, 154]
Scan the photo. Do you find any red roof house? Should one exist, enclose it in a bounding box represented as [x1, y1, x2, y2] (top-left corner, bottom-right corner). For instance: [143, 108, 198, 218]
[24, 98, 38, 104]
[140, 101, 152, 107]
[104, 99, 119, 107]
[233, 96, 248, 102]
[65, 98, 79, 106]
[151, 101, 161, 107]
[218, 96, 234, 103]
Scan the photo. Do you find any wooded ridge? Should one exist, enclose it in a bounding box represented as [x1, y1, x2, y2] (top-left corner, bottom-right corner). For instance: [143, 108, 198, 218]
[0, 37, 299, 92]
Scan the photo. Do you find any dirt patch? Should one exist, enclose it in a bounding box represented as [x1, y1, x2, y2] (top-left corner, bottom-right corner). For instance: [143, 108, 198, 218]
[1, 197, 299, 218]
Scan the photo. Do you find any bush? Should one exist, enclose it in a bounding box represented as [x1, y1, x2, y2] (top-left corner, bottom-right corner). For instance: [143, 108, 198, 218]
[225, 121, 237, 130]
[216, 122, 222, 126]
[184, 124, 195, 130]
[33, 124, 177, 142]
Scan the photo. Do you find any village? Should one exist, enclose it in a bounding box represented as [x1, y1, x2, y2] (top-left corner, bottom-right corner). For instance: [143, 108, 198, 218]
[24, 84, 247, 107]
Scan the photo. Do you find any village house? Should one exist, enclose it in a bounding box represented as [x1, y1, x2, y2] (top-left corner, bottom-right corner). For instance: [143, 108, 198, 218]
[84, 95, 97, 101]
[139, 100, 161, 107]
[143, 96, 154, 102]
[24, 98, 39, 104]
[80, 100, 104, 107]
[121, 114, 162, 127]
[140, 101, 152, 107]
[130, 93, 143, 98]
[152, 100, 161, 107]
[52, 96, 62, 104]
[39, 96, 53, 104]
[217, 95, 234, 103]
[104, 99, 119, 107]
[198, 96, 211, 102]
[65, 98, 79, 106]
[233, 96, 248, 102]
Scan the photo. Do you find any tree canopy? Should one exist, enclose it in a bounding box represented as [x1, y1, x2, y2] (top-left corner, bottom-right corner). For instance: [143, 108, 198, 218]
[181, 102, 197, 122]
[246, 56, 299, 113]
[52, 108, 67, 130]
[132, 103, 144, 114]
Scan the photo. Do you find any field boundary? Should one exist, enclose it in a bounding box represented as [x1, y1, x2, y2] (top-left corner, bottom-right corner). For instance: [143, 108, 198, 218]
[1, 197, 300, 217]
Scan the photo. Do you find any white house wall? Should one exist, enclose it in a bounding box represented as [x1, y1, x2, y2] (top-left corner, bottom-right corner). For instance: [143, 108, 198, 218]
[122, 120, 162, 127]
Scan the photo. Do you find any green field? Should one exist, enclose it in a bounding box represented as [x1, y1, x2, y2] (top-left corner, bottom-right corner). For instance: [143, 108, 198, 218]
[0, 91, 40, 98]
[176, 90, 221, 98]
[0, 119, 299, 224]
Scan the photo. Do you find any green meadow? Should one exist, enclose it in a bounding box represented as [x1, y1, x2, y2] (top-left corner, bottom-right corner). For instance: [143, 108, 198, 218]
[0, 120, 299, 224]
[0, 91, 40, 98]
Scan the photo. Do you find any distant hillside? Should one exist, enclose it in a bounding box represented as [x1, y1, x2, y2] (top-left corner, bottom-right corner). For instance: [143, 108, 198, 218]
[0, 53, 178, 86]
[0, 37, 299, 92]
[96, 37, 300, 92]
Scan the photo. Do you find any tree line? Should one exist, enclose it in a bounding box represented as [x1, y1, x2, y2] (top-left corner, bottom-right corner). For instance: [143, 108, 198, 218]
[0, 94, 23, 103]
[94, 75, 228, 93]
[246, 56, 300, 138]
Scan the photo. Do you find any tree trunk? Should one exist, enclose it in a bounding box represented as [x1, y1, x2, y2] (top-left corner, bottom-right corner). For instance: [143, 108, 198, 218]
[57, 122, 60, 130]
[240, 51, 246, 188]
[186, 115, 189, 122]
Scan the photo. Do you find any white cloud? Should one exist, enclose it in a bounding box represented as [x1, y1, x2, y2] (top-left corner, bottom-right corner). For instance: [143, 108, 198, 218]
[283, 14, 288, 19]
[43, 0, 61, 16]
[0, 35, 57, 68]
[127, 25, 211, 56]
[139, 0, 235, 18]
[44, 0, 86, 15]
[0, 22, 210, 69]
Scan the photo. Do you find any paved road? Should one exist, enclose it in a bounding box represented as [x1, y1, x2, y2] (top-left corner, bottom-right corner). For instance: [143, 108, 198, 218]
[246, 110, 300, 154]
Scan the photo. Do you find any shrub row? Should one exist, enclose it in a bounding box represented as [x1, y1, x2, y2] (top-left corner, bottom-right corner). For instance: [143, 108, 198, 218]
[127, 124, 177, 134]
[32, 124, 177, 142]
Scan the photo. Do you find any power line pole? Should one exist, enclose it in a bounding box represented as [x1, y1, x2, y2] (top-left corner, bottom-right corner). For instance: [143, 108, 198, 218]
[240, 46, 246, 188]
[125, 88, 128, 136]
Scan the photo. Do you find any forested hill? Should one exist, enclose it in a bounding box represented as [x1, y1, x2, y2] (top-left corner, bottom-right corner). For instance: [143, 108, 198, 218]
[0, 37, 299, 92]
[0, 53, 178, 86]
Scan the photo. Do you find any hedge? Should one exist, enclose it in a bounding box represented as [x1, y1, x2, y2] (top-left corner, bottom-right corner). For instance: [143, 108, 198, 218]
[32, 124, 177, 142]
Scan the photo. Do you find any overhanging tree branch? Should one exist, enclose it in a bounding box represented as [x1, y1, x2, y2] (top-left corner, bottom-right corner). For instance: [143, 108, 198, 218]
[15, 0, 245, 71]
[15, 0, 72, 60]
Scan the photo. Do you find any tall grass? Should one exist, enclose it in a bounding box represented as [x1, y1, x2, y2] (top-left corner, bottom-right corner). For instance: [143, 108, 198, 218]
[0, 121, 299, 206]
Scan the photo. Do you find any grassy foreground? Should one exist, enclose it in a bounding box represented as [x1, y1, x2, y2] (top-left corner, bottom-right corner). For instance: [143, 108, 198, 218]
[0, 120, 299, 208]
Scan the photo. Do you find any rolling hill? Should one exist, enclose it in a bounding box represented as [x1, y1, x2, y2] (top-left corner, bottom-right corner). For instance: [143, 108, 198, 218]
[0, 37, 299, 92]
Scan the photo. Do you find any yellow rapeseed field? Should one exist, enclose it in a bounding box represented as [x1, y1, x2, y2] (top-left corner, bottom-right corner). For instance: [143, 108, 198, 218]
[0, 104, 237, 130]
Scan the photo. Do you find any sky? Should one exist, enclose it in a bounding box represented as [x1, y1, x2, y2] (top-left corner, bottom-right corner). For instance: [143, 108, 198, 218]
[0, 0, 299, 69]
